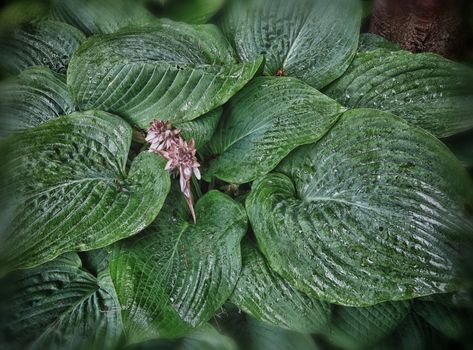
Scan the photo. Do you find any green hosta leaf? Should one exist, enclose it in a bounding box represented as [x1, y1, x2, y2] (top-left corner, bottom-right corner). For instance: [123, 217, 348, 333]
[204, 77, 344, 184]
[0, 20, 85, 74]
[230, 242, 330, 333]
[0, 67, 75, 135]
[220, 0, 362, 89]
[0, 252, 123, 350]
[247, 108, 473, 306]
[109, 189, 247, 342]
[323, 302, 410, 350]
[0, 110, 171, 272]
[68, 20, 262, 128]
[164, 0, 225, 24]
[177, 107, 222, 150]
[51, 0, 153, 36]
[129, 324, 237, 350]
[324, 35, 473, 138]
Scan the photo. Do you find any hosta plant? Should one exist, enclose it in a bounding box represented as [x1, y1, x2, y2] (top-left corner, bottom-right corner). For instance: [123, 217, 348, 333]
[0, 0, 473, 349]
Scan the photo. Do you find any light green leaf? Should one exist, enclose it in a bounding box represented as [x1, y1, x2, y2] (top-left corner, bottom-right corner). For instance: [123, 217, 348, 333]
[0, 110, 171, 272]
[230, 242, 331, 333]
[204, 77, 344, 184]
[51, 0, 153, 36]
[177, 107, 222, 150]
[68, 20, 262, 128]
[0, 252, 123, 350]
[324, 35, 473, 138]
[0, 66, 75, 135]
[164, 0, 225, 24]
[247, 108, 473, 306]
[220, 0, 362, 89]
[323, 302, 410, 350]
[0, 20, 85, 74]
[109, 189, 248, 342]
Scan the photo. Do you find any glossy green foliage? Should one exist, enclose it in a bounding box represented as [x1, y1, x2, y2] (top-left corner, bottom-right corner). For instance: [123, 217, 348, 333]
[0, 111, 171, 272]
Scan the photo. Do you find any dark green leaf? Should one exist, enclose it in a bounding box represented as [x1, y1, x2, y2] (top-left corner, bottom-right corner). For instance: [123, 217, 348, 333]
[177, 107, 222, 150]
[0, 252, 123, 350]
[204, 77, 344, 184]
[220, 0, 362, 89]
[109, 189, 247, 342]
[0, 20, 85, 74]
[68, 20, 262, 128]
[0, 110, 171, 272]
[247, 108, 473, 306]
[324, 35, 473, 138]
[230, 242, 330, 333]
[0, 66, 75, 135]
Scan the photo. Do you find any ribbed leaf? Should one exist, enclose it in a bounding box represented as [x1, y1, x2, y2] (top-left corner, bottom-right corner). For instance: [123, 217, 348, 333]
[220, 0, 362, 89]
[68, 20, 262, 128]
[247, 108, 473, 306]
[324, 34, 473, 138]
[323, 302, 410, 350]
[204, 77, 344, 184]
[177, 107, 221, 150]
[0, 252, 123, 350]
[51, 0, 153, 35]
[0, 67, 75, 135]
[0, 110, 171, 272]
[109, 189, 247, 341]
[0, 20, 85, 74]
[230, 242, 330, 333]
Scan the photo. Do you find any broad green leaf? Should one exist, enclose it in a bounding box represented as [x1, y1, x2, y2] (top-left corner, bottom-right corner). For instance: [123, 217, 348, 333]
[109, 189, 247, 342]
[0, 66, 75, 135]
[68, 20, 262, 128]
[217, 306, 319, 350]
[51, 0, 153, 36]
[247, 108, 473, 306]
[230, 242, 331, 333]
[204, 77, 344, 184]
[0, 252, 123, 350]
[177, 107, 221, 150]
[323, 302, 410, 350]
[129, 324, 237, 350]
[164, 0, 225, 24]
[0, 20, 85, 74]
[324, 35, 473, 138]
[0, 110, 171, 272]
[220, 0, 362, 89]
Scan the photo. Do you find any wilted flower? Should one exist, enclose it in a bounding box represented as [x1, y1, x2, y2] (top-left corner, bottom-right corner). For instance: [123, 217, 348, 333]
[146, 119, 200, 223]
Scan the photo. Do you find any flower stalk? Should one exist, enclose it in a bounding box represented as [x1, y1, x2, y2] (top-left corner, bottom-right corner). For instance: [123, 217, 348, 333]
[146, 120, 201, 223]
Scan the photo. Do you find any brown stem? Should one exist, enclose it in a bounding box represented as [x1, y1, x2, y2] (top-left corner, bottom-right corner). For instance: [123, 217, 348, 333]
[369, 0, 466, 58]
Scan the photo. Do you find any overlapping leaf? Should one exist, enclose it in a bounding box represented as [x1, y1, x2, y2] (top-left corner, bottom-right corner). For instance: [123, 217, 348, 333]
[247, 108, 473, 306]
[0, 110, 171, 272]
[324, 34, 473, 138]
[230, 242, 330, 333]
[0, 252, 123, 350]
[220, 0, 362, 89]
[204, 77, 344, 183]
[0, 20, 85, 74]
[0, 67, 75, 135]
[177, 107, 222, 150]
[51, 0, 153, 35]
[109, 189, 247, 341]
[162, 0, 225, 24]
[68, 20, 262, 128]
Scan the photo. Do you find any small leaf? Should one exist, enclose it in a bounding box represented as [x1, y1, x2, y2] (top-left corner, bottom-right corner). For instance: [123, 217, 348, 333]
[109, 189, 248, 342]
[51, 0, 153, 35]
[247, 108, 473, 306]
[164, 0, 225, 24]
[230, 242, 331, 333]
[0, 67, 75, 135]
[0, 20, 85, 74]
[220, 0, 362, 89]
[204, 77, 344, 184]
[68, 20, 262, 128]
[324, 34, 473, 138]
[0, 110, 171, 272]
[0, 252, 123, 350]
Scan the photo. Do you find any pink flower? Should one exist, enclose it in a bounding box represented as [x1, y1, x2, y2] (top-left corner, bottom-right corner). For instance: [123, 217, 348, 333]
[146, 119, 201, 223]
